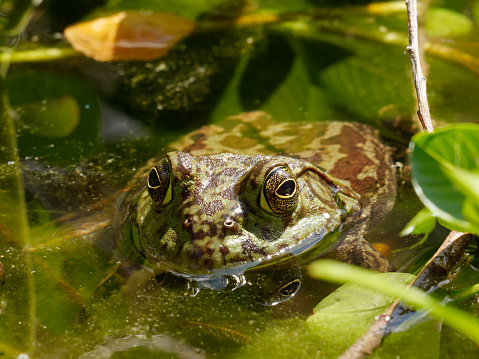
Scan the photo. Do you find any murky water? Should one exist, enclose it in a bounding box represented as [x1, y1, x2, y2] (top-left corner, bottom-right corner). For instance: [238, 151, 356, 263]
[1, 1, 479, 357]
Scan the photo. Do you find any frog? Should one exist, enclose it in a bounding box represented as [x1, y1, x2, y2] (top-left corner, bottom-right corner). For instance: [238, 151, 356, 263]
[117, 111, 396, 305]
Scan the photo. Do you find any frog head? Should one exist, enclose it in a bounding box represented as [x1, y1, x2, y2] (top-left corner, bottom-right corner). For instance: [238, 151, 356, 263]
[133, 151, 360, 279]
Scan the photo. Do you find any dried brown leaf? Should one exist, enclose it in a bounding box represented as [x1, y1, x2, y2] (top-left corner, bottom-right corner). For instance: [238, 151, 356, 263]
[64, 11, 195, 62]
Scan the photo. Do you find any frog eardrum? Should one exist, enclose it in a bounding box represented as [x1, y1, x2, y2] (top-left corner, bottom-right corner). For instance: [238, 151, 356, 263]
[147, 157, 172, 206]
[261, 165, 299, 215]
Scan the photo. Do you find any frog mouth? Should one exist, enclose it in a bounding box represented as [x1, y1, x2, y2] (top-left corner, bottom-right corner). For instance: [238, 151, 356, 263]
[156, 225, 342, 281]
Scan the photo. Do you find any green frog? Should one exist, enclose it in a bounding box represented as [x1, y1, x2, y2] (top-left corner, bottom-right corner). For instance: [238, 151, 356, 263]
[117, 112, 396, 305]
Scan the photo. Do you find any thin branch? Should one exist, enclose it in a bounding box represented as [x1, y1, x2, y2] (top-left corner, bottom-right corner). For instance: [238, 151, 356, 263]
[406, 0, 434, 132]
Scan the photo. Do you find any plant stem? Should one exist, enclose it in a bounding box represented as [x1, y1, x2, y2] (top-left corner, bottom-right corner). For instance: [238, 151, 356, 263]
[0, 47, 80, 64]
[406, 0, 434, 132]
[0, 77, 36, 355]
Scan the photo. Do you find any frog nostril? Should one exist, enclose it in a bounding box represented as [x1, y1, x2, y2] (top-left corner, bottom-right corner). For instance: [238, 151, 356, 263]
[223, 217, 240, 234]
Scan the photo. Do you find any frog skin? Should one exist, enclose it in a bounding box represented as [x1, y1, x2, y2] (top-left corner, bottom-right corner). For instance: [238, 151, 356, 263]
[119, 112, 396, 304]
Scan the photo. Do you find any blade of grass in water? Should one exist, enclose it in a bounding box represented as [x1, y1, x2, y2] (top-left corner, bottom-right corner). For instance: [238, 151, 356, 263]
[0, 73, 36, 355]
[308, 260, 479, 344]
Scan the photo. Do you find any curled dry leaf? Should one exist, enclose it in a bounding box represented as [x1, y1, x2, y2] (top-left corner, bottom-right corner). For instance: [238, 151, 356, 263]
[64, 11, 196, 62]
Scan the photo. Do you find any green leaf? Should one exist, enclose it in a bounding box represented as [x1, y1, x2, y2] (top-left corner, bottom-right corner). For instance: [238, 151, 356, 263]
[371, 317, 441, 359]
[307, 272, 415, 357]
[229, 318, 319, 359]
[400, 207, 437, 236]
[308, 260, 479, 345]
[410, 124, 479, 233]
[319, 52, 415, 122]
[463, 199, 479, 230]
[306, 268, 442, 358]
[440, 165, 479, 205]
[211, 31, 331, 124]
[31, 233, 113, 335]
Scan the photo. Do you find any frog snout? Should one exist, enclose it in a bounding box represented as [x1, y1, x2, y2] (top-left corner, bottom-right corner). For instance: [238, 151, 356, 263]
[222, 216, 241, 235]
[181, 214, 243, 238]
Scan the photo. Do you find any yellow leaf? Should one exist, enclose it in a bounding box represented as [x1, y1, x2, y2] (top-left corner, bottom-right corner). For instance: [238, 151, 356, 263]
[64, 11, 195, 62]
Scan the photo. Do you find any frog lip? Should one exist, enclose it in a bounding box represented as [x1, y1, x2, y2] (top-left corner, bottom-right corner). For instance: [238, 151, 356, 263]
[160, 228, 337, 279]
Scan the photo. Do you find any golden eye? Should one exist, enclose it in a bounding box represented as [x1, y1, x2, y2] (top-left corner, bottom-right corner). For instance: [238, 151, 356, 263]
[147, 157, 172, 206]
[260, 166, 299, 215]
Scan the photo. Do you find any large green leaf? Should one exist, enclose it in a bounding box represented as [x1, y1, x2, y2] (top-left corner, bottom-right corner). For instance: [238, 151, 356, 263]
[319, 53, 415, 122]
[211, 31, 332, 124]
[410, 124, 479, 233]
[308, 260, 479, 346]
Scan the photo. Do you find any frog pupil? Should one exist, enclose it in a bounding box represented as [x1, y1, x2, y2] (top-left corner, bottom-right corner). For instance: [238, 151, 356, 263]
[276, 179, 296, 197]
[148, 169, 161, 188]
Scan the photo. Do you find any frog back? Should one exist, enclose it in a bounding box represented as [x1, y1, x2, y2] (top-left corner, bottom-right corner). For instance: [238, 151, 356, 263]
[170, 111, 396, 222]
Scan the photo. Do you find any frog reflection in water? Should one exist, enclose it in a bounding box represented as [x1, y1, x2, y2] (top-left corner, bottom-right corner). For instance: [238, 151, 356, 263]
[119, 112, 396, 305]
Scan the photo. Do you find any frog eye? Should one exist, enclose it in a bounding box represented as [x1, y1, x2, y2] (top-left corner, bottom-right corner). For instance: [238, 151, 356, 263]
[147, 157, 172, 206]
[260, 166, 299, 215]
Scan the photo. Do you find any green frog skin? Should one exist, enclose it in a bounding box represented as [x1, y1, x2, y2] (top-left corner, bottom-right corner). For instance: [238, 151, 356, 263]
[119, 112, 396, 304]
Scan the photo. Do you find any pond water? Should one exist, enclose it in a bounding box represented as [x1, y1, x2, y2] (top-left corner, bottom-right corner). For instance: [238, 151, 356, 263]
[1, 1, 479, 358]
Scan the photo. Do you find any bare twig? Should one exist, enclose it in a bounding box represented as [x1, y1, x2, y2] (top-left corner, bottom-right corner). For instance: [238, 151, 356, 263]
[406, 0, 434, 132]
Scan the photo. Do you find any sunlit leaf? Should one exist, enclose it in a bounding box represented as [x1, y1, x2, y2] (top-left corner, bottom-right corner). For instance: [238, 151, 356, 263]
[319, 52, 415, 121]
[371, 316, 440, 359]
[307, 272, 415, 356]
[410, 124, 479, 233]
[308, 260, 479, 345]
[64, 11, 196, 62]
[211, 32, 330, 123]
[441, 165, 479, 205]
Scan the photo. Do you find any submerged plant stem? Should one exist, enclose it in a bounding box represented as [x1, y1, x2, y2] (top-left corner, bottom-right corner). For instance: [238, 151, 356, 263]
[0, 79, 36, 354]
